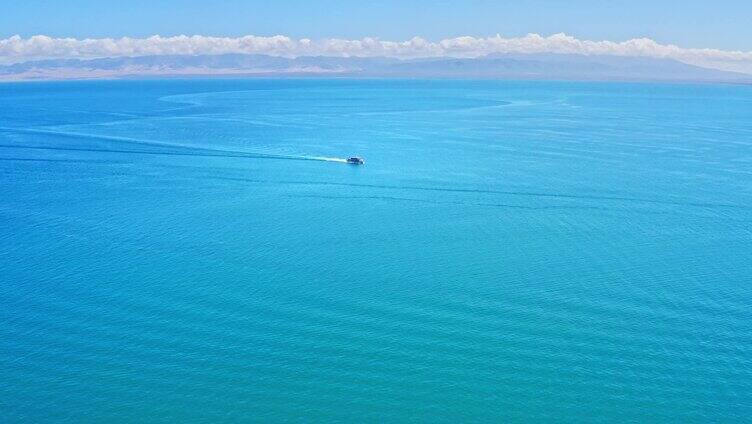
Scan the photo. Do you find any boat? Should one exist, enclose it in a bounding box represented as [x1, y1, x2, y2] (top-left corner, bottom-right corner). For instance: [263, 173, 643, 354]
[346, 157, 365, 165]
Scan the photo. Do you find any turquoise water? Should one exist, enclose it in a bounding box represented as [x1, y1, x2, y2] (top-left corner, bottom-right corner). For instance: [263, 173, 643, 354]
[1, 79, 751, 422]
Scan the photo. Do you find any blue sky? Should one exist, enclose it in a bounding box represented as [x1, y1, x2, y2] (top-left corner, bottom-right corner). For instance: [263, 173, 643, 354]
[2, 0, 752, 50]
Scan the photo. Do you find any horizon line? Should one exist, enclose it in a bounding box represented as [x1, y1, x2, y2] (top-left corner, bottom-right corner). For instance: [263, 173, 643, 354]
[3, 33, 752, 74]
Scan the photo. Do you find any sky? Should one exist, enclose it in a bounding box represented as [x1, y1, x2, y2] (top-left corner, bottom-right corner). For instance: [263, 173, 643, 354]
[2, 1, 752, 74]
[2, 0, 752, 51]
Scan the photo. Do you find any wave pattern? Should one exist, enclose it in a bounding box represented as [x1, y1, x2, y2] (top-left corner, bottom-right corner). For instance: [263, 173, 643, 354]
[1, 79, 751, 422]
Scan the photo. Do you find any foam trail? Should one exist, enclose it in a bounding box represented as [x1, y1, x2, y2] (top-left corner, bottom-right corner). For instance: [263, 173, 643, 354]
[309, 156, 349, 163]
[0, 126, 351, 164]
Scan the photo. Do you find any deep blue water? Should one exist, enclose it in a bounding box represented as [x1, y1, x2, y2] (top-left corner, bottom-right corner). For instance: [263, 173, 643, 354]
[1, 79, 751, 422]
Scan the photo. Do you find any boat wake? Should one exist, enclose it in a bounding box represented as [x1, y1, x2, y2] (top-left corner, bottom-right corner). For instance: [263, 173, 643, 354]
[0, 126, 353, 165]
[309, 156, 349, 163]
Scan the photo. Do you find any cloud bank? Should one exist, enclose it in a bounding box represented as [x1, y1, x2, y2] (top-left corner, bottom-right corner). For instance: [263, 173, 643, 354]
[2, 33, 752, 74]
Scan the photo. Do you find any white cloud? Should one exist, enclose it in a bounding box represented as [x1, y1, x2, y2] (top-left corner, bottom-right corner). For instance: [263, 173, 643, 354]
[2, 33, 752, 74]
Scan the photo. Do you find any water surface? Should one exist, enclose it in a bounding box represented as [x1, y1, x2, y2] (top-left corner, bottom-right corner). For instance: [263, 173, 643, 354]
[1, 79, 751, 422]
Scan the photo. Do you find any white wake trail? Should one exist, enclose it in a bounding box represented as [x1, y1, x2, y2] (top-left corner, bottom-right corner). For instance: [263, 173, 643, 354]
[1, 126, 358, 164]
[309, 156, 348, 163]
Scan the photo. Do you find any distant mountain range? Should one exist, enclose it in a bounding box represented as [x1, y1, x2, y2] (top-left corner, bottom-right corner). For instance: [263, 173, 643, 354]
[1, 53, 749, 82]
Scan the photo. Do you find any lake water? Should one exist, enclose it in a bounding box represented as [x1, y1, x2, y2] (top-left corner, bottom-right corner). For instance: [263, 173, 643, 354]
[1, 79, 751, 422]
